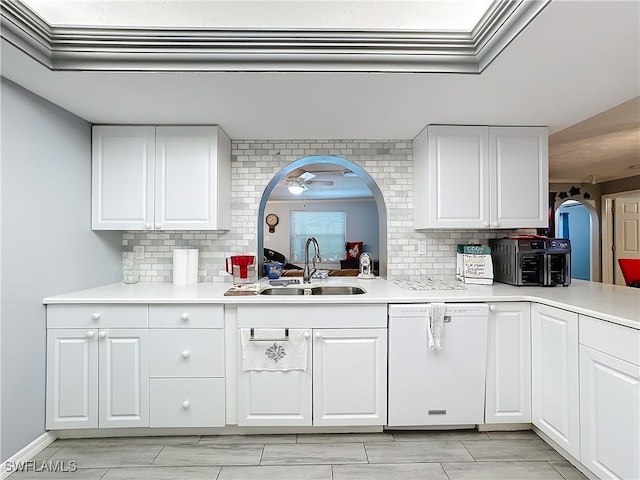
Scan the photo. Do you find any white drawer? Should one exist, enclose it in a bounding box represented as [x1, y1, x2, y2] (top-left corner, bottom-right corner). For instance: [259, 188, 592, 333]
[150, 329, 224, 377]
[580, 315, 640, 366]
[150, 378, 225, 428]
[149, 305, 223, 328]
[47, 304, 147, 329]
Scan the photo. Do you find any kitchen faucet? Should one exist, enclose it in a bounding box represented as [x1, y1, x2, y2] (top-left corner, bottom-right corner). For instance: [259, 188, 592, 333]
[303, 237, 321, 284]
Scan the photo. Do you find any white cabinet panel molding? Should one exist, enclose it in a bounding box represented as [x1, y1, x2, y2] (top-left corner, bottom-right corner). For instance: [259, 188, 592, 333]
[531, 304, 580, 459]
[485, 302, 531, 424]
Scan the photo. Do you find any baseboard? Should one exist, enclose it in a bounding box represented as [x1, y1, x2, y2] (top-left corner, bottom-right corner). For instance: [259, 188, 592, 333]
[1, 432, 57, 480]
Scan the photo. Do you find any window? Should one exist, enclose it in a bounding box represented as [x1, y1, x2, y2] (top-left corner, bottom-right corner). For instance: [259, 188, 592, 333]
[290, 211, 346, 262]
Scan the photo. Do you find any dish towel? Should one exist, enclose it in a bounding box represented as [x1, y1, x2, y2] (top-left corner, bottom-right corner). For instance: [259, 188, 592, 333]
[241, 328, 309, 371]
[427, 303, 447, 351]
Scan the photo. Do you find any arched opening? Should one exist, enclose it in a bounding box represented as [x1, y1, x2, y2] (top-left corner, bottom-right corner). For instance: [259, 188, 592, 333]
[555, 198, 600, 281]
[257, 155, 388, 278]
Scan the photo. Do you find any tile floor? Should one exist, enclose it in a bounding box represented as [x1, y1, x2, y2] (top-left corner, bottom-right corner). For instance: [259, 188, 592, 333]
[9, 430, 589, 479]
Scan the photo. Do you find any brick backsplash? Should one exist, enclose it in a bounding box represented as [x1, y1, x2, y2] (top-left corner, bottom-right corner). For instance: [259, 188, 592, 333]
[123, 139, 531, 283]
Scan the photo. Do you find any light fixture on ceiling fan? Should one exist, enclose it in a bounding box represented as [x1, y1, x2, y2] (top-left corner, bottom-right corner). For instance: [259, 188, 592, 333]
[287, 180, 308, 195]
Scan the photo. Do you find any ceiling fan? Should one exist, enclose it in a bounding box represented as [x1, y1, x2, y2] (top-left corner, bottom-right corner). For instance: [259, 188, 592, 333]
[285, 168, 334, 195]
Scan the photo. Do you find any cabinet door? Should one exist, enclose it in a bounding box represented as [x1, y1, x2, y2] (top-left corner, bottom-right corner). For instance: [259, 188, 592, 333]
[98, 329, 149, 428]
[490, 127, 548, 228]
[155, 126, 230, 230]
[237, 330, 312, 426]
[485, 303, 531, 424]
[424, 126, 490, 229]
[580, 346, 639, 480]
[46, 329, 98, 429]
[531, 304, 580, 458]
[92, 126, 155, 230]
[313, 329, 387, 426]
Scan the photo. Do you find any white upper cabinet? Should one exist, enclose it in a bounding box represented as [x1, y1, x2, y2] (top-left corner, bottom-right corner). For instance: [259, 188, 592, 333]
[92, 126, 155, 230]
[155, 127, 230, 230]
[92, 125, 231, 231]
[490, 127, 548, 229]
[413, 125, 548, 229]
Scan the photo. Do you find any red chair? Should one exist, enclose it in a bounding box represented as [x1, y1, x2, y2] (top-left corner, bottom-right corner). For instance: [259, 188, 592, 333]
[618, 258, 640, 287]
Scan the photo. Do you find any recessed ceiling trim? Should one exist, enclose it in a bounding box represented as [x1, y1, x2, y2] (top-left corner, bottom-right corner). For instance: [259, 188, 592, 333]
[1, 0, 550, 73]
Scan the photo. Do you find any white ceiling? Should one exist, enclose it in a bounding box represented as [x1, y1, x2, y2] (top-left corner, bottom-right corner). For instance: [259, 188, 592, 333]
[1, 0, 639, 184]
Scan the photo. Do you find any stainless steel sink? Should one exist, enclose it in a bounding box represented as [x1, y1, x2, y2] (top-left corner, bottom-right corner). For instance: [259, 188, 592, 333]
[259, 287, 306, 295]
[310, 286, 366, 295]
[259, 285, 366, 295]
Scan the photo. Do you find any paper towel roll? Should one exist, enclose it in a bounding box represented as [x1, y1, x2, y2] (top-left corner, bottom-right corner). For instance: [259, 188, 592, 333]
[186, 249, 199, 285]
[173, 249, 188, 286]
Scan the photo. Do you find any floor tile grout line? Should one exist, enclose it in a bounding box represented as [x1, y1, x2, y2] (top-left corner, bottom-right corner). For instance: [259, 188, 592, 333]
[148, 444, 165, 467]
[362, 442, 370, 464]
[458, 439, 479, 462]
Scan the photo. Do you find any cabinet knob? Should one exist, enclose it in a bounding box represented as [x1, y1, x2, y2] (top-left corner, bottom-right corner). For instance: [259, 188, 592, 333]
[86, 331, 95, 338]
[145, 224, 152, 230]
[181, 350, 190, 359]
[91, 313, 101, 321]
[493, 221, 499, 227]
[304, 331, 310, 339]
[155, 224, 162, 230]
[98, 331, 106, 338]
[182, 400, 190, 409]
[315, 332, 321, 338]
[483, 222, 490, 227]
[180, 313, 189, 321]
[489, 305, 496, 311]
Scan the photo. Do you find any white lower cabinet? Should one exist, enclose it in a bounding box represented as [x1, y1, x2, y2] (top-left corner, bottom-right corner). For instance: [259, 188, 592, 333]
[46, 327, 149, 429]
[237, 329, 313, 427]
[46, 329, 99, 429]
[579, 316, 640, 480]
[531, 304, 580, 459]
[148, 305, 225, 428]
[313, 329, 387, 426]
[485, 302, 531, 424]
[237, 326, 387, 427]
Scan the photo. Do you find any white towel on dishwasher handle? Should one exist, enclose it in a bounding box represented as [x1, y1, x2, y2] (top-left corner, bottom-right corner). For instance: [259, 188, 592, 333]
[427, 303, 447, 351]
[241, 328, 309, 371]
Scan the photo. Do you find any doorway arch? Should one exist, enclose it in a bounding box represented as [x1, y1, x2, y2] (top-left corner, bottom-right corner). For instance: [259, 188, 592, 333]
[257, 155, 388, 277]
[554, 198, 600, 281]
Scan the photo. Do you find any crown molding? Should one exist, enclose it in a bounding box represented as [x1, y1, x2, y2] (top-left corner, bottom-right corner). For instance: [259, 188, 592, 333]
[0, 0, 550, 73]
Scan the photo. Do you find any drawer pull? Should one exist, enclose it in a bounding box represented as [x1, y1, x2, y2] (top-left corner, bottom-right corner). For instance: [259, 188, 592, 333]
[249, 328, 289, 342]
[86, 331, 95, 338]
[304, 331, 310, 339]
[182, 400, 190, 409]
[98, 331, 106, 338]
[91, 313, 101, 321]
[181, 350, 190, 359]
[180, 313, 189, 321]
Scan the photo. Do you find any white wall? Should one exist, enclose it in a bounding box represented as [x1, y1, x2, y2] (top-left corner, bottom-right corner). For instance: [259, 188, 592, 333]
[0, 79, 122, 461]
[264, 198, 379, 264]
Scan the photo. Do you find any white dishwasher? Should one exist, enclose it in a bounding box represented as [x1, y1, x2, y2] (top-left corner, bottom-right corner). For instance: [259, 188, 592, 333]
[388, 303, 488, 427]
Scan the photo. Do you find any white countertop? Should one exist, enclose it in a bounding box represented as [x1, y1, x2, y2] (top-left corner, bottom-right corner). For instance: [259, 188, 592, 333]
[43, 278, 640, 329]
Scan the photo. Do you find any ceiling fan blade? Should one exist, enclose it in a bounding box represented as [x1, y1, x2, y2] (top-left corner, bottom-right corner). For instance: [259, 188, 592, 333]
[299, 171, 316, 182]
[307, 180, 334, 186]
[287, 168, 306, 178]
